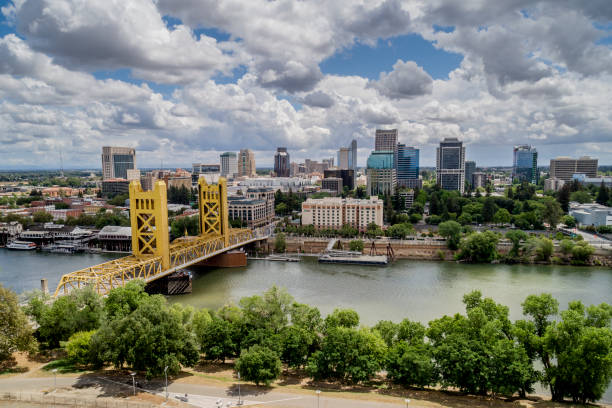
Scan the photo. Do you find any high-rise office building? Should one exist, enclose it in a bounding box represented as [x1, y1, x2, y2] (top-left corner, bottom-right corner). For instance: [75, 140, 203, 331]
[465, 160, 476, 188]
[397, 144, 420, 188]
[512, 145, 538, 184]
[350, 139, 357, 171]
[338, 140, 358, 171]
[375, 129, 398, 167]
[101, 146, 136, 180]
[238, 149, 256, 177]
[337, 147, 350, 170]
[220, 152, 238, 179]
[549, 156, 598, 181]
[436, 138, 466, 193]
[366, 151, 396, 196]
[274, 147, 290, 177]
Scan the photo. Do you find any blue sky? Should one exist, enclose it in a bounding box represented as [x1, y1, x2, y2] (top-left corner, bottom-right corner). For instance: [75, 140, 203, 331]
[0, 0, 611, 169]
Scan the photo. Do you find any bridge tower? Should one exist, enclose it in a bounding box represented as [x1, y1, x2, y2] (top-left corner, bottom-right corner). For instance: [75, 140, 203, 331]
[129, 180, 170, 270]
[197, 177, 230, 246]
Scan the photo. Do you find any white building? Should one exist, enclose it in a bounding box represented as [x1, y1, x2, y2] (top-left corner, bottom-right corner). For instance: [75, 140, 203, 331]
[569, 203, 612, 227]
[220, 152, 238, 179]
[239, 177, 317, 192]
[301, 197, 383, 231]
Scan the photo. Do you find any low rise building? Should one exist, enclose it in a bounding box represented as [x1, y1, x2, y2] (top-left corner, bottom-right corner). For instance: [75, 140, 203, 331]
[544, 177, 565, 192]
[569, 203, 612, 227]
[228, 197, 270, 228]
[101, 179, 130, 196]
[321, 177, 343, 195]
[301, 197, 383, 231]
[572, 173, 612, 188]
[399, 190, 414, 211]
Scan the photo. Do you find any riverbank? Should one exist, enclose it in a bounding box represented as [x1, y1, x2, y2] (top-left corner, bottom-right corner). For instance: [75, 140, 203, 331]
[263, 236, 612, 266]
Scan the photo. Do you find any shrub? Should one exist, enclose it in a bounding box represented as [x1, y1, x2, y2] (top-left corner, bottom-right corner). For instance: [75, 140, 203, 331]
[349, 240, 364, 252]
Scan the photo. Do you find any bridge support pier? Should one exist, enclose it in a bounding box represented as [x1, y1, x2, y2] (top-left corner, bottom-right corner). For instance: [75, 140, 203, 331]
[195, 250, 247, 268]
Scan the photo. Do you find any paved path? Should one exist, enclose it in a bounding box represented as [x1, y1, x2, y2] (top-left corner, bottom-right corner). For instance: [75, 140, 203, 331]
[0, 377, 419, 408]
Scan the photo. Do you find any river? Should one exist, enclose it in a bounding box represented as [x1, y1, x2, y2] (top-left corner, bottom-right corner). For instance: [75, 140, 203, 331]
[1, 250, 611, 400]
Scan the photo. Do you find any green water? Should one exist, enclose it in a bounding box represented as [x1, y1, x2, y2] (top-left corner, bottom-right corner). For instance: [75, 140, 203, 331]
[177, 257, 612, 325]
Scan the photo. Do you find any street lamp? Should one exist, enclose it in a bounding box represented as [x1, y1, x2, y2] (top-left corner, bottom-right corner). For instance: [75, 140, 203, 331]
[316, 390, 321, 408]
[405, 398, 411, 407]
[237, 372, 242, 406]
[130, 372, 136, 396]
[164, 366, 169, 401]
[52, 368, 58, 388]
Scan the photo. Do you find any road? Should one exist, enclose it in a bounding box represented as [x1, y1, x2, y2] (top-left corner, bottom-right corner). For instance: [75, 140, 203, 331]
[0, 377, 420, 408]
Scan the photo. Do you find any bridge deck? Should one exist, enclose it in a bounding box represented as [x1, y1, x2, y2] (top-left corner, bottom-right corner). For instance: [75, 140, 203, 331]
[54, 228, 261, 296]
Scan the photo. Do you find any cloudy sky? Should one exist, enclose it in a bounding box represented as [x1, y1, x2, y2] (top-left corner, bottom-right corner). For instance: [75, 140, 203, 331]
[0, 0, 611, 170]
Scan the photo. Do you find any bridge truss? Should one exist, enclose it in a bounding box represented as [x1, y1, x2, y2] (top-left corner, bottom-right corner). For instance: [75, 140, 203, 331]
[54, 178, 256, 296]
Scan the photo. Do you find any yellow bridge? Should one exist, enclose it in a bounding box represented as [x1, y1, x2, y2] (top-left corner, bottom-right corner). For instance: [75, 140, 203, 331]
[54, 178, 262, 296]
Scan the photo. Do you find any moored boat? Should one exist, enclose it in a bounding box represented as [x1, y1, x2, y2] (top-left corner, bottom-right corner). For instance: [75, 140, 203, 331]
[5, 240, 37, 250]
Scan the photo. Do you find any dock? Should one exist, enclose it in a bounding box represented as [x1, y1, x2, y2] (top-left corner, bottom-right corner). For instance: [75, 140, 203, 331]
[318, 253, 388, 265]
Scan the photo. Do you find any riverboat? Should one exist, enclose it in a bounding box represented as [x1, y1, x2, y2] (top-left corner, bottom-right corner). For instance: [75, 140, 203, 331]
[5, 240, 37, 250]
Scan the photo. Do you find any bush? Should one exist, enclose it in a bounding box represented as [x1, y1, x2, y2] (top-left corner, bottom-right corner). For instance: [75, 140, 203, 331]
[235, 345, 282, 386]
[349, 240, 364, 252]
[571, 241, 594, 263]
[425, 215, 441, 225]
[437, 250, 445, 260]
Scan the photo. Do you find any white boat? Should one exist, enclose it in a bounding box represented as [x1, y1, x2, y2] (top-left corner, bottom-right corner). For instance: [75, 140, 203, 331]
[6, 240, 37, 250]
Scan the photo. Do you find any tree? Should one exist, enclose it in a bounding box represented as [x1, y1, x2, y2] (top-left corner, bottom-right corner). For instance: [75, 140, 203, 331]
[307, 327, 386, 384]
[170, 215, 199, 237]
[541, 198, 562, 229]
[541, 302, 612, 403]
[429, 193, 442, 216]
[482, 197, 497, 223]
[386, 222, 413, 239]
[458, 231, 499, 263]
[92, 294, 199, 377]
[373, 320, 398, 347]
[33, 211, 53, 223]
[561, 215, 576, 228]
[0, 285, 36, 365]
[493, 208, 511, 225]
[27, 286, 103, 349]
[386, 323, 435, 388]
[365, 222, 383, 238]
[65, 330, 95, 366]
[324, 308, 359, 330]
[427, 291, 535, 396]
[557, 184, 571, 212]
[349, 240, 364, 252]
[198, 316, 239, 362]
[279, 326, 315, 368]
[236, 345, 282, 386]
[570, 190, 592, 204]
[274, 233, 286, 253]
[505, 230, 528, 257]
[596, 181, 609, 205]
[103, 280, 148, 320]
[239, 286, 294, 333]
[438, 221, 462, 250]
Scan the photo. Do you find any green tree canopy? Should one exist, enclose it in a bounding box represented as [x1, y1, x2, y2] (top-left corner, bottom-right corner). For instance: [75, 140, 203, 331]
[0, 285, 36, 364]
[236, 345, 282, 386]
[458, 231, 499, 263]
[438, 220, 462, 250]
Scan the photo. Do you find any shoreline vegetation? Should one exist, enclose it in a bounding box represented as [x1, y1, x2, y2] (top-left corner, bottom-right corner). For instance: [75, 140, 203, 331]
[270, 232, 611, 267]
[2, 283, 610, 406]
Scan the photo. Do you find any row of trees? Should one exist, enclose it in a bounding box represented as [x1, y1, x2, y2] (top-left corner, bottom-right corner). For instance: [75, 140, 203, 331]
[9, 284, 610, 403]
[437, 221, 596, 264]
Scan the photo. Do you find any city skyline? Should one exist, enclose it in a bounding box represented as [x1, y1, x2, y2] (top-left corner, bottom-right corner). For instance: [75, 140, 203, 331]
[1, 1, 612, 169]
